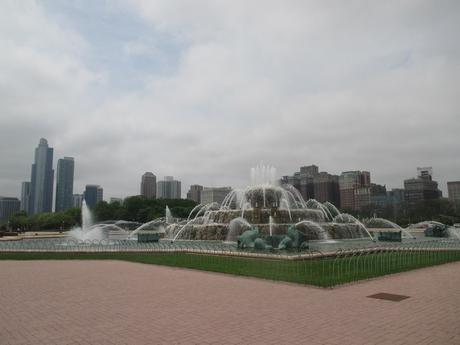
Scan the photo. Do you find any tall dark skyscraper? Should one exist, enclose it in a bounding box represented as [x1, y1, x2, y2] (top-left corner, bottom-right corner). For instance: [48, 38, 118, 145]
[55, 157, 75, 212]
[29, 138, 54, 215]
[20, 181, 31, 212]
[84, 185, 103, 208]
[140, 172, 156, 199]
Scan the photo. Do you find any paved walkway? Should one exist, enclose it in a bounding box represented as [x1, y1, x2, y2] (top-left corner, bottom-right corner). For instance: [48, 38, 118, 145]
[1, 260, 459, 345]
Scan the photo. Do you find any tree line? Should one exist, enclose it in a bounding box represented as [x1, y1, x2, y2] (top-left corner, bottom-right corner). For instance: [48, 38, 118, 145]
[1, 196, 197, 231]
[2, 196, 459, 231]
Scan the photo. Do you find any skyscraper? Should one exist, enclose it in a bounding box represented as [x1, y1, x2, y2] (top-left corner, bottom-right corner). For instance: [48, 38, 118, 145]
[55, 157, 75, 212]
[339, 171, 371, 210]
[0, 197, 20, 223]
[29, 138, 54, 214]
[140, 172, 156, 199]
[313, 172, 340, 206]
[187, 185, 203, 203]
[157, 176, 181, 199]
[84, 185, 103, 208]
[20, 181, 31, 212]
[404, 167, 441, 204]
[72, 194, 83, 208]
[282, 165, 342, 205]
[281, 165, 319, 200]
[447, 181, 460, 210]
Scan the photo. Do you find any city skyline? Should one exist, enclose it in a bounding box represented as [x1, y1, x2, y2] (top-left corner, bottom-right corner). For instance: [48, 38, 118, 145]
[3, 136, 457, 206]
[0, 1, 459, 201]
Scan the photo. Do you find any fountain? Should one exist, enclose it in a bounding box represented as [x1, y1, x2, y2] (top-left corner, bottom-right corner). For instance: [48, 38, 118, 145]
[64, 164, 440, 249]
[165, 164, 374, 247]
[68, 201, 109, 241]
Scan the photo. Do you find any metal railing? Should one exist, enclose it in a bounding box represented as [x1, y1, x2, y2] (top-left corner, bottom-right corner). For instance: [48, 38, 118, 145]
[1, 238, 460, 287]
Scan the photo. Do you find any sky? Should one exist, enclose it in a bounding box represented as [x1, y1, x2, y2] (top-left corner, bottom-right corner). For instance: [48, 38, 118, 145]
[0, 0, 459, 200]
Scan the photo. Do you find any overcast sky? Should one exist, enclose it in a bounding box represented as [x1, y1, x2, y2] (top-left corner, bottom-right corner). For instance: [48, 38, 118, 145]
[1, 0, 459, 200]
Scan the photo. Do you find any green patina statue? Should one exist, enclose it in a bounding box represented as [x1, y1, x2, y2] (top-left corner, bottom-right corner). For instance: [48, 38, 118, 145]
[278, 236, 293, 249]
[237, 228, 260, 249]
[278, 226, 308, 250]
[237, 225, 309, 251]
[254, 238, 269, 250]
[424, 223, 449, 238]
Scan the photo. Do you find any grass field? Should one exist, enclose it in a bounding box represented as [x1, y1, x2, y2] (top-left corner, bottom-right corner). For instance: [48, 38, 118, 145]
[2, 249, 460, 287]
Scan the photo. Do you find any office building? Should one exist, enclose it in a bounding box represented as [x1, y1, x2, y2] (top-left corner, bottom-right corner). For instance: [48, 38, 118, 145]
[72, 194, 83, 208]
[55, 157, 75, 212]
[447, 181, 460, 209]
[417, 167, 433, 180]
[187, 185, 203, 203]
[0, 197, 20, 223]
[140, 172, 156, 199]
[281, 165, 319, 201]
[29, 138, 54, 214]
[282, 165, 344, 206]
[200, 187, 232, 205]
[354, 187, 371, 210]
[339, 171, 371, 210]
[110, 197, 123, 204]
[404, 167, 441, 204]
[387, 188, 405, 205]
[312, 172, 340, 206]
[20, 182, 31, 212]
[157, 176, 181, 199]
[84, 185, 103, 208]
[369, 184, 388, 208]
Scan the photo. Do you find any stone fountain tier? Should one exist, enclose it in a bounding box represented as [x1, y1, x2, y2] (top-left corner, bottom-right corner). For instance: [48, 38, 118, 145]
[206, 208, 325, 225]
[178, 222, 370, 241]
[321, 223, 370, 239]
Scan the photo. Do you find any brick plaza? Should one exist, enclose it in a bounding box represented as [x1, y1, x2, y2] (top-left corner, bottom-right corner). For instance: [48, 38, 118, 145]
[1, 260, 459, 345]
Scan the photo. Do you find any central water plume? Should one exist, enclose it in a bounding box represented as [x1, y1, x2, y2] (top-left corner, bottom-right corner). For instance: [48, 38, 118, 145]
[165, 206, 173, 223]
[81, 200, 93, 232]
[251, 163, 277, 186]
[68, 201, 108, 242]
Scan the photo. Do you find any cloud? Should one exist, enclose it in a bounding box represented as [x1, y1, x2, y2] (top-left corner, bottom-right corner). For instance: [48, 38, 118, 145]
[0, 0, 459, 201]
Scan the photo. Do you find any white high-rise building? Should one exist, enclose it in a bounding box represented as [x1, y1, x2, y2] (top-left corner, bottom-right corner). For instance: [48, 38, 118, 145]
[157, 176, 181, 199]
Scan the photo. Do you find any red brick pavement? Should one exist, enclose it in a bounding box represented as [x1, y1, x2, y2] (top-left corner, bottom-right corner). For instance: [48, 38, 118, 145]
[1, 260, 459, 345]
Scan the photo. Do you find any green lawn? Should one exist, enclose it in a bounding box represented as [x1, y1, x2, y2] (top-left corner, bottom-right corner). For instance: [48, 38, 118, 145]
[2, 250, 460, 287]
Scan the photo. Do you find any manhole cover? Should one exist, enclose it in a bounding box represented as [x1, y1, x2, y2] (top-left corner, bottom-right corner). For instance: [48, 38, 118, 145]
[367, 293, 410, 302]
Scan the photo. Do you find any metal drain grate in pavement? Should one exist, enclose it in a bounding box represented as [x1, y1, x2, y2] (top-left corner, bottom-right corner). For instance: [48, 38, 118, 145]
[367, 293, 410, 302]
